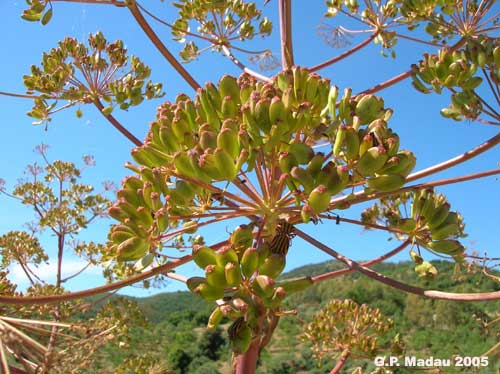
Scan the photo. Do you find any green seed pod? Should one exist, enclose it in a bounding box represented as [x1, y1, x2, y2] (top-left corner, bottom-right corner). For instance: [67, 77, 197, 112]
[254, 98, 271, 133]
[426, 202, 451, 229]
[171, 116, 191, 141]
[415, 261, 438, 279]
[217, 128, 239, 159]
[290, 166, 315, 194]
[155, 208, 169, 232]
[192, 245, 217, 269]
[109, 205, 129, 223]
[385, 135, 400, 157]
[279, 152, 299, 173]
[355, 94, 383, 124]
[214, 148, 237, 181]
[359, 134, 374, 158]
[110, 229, 135, 244]
[207, 307, 223, 330]
[306, 152, 325, 179]
[366, 174, 406, 192]
[198, 152, 223, 180]
[187, 276, 206, 292]
[219, 304, 243, 319]
[269, 96, 287, 125]
[228, 318, 252, 354]
[159, 126, 181, 153]
[241, 247, 259, 278]
[308, 185, 332, 214]
[356, 146, 388, 177]
[333, 125, 348, 156]
[173, 152, 197, 179]
[221, 95, 237, 118]
[344, 126, 360, 160]
[117, 188, 142, 207]
[431, 222, 460, 240]
[123, 218, 148, 238]
[393, 218, 418, 233]
[259, 253, 286, 279]
[301, 204, 313, 223]
[276, 71, 291, 92]
[232, 297, 249, 313]
[131, 147, 157, 168]
[194, 282, 225, 301]
[230, 225, 254, 253]
[216, 246, 240, 267]
[426, 239, 464, 256]
[218, 75, 240, 105]
[276, 276, 313, 294]
[135, 206, 154, 226]
[123, 175, 144, 191]
[288, 143, 314, 164]
[264, 286, 287, 309]
[116, 236, 149, 262]
[252, 275, 275, 298]
[205, 264, 227, 288]
[200, 129, 218, 150]
[225, 262, 243, 287]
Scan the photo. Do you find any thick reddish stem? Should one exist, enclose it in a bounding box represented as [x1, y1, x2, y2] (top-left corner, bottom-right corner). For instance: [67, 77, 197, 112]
[331, 352, 349, 374]
[94, 100, 142, 146]
[128, 3, 200, 91]
[233, 339, 261, 374]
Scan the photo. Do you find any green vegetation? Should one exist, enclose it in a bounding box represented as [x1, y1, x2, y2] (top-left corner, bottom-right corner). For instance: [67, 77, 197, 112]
[88, 260, 499, 373]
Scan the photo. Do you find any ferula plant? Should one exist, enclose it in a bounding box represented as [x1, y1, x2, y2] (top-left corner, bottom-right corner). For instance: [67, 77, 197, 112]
[0, 0, 499, 373]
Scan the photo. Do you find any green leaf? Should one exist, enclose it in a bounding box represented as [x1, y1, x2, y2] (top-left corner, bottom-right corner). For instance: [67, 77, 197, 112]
[102, 106, 114, 116]
[41, 8, 53, 25]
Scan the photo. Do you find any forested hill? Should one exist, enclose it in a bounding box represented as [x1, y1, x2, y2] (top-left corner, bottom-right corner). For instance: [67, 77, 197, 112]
[89, 260, 500, 373]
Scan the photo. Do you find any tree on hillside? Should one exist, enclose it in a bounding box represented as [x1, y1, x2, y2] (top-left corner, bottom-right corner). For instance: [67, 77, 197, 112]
[0, 0, 499, 373]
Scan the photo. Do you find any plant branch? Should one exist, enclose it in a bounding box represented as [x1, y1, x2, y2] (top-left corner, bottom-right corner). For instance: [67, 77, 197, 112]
[331, 351, 349, 374]
[311, 240, 411, 283]
[330, 168, 500, 210]
[295, 228, 500, 301]
[93, 100, 142, 146]
[127, 3, 201, 91]
[278, 0, 294, 69]
[221, 46, 272, 82]
[310, 32, 377, 72]
[407, 131, 500, 182]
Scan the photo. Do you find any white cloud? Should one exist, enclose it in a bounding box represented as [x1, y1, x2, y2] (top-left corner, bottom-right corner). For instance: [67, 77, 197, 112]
[9, 259, 100, 286]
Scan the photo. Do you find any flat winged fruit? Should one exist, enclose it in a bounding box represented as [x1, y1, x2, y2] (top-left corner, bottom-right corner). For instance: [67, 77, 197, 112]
[252, 275, 275, 298]
[187, 276, 206, 292]
[426, 202, 451, 229]
[308, 185, 332, 214]
[356, 146, 388, 177]
[192, 246, 217, 269]
[288, 143, 314, 164]
[241, 247, 259, 278]
[194, 282, 224, 301]
[205, 264, 227, 287]
[225, 262, 243, 287]
[116, 237, 149, 262]
[228, 319, 252, 354]
[276, 276, 313, 294]
[426, 239, 464, 255]
[367, 174, 406, 192]
[258, 253, 286, 279]
[207, 307, 223, 330]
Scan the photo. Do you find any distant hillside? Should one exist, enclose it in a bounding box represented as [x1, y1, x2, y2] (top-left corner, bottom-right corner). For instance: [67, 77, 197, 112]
[86, 260, 500, 373]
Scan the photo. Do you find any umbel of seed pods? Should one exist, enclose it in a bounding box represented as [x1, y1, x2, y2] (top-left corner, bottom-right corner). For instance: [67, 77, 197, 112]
[106, 66, 422, 353]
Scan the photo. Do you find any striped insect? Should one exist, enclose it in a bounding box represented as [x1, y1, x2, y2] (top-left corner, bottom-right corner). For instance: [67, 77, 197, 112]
[269, 220, 296, 256]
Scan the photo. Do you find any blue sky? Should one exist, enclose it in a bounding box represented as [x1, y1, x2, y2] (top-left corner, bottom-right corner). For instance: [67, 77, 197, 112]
[0, 1, 499, 297]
